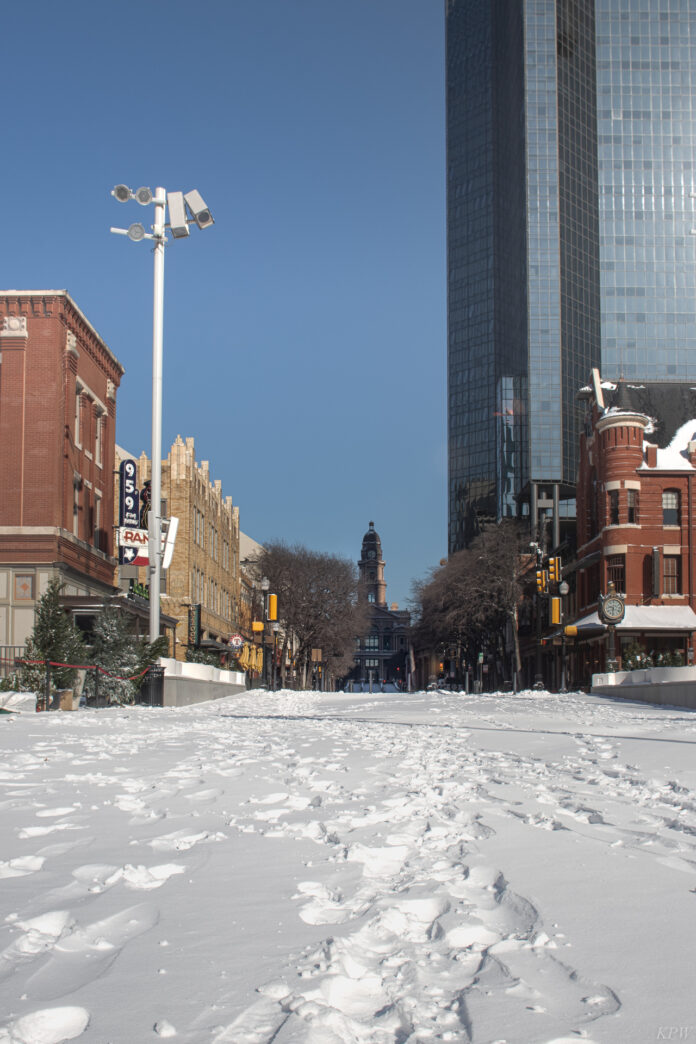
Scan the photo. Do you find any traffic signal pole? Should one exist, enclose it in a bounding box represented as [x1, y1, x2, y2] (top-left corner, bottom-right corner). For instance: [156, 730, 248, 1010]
[534, 593, 544, 689]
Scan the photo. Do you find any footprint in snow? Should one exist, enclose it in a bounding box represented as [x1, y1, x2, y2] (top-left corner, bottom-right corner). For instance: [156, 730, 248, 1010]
[0, 1005, 90, 1044]
[23, 903, 159, 1001]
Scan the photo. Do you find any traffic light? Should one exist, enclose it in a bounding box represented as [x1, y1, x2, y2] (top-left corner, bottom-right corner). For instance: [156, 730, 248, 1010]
[536, 569, 546, 593]
[548, 557, 561, 584]
[550, 597, 561, 625]
[267, 593, 278, 621]
[564, 625, 578, 637]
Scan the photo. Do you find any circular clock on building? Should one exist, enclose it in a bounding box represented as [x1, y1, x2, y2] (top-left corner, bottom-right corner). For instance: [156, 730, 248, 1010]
[601, 595, 625, 623]
[367, 550, 376, 559]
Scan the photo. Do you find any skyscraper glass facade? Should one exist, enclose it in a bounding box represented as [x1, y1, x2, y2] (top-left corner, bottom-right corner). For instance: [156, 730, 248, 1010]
[446, 0, 528, 549]
[596, 0, 696, 379]
[447, 0, 696, 553]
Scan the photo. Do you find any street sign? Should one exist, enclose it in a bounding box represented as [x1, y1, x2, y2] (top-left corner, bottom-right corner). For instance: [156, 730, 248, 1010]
[188, 604, 201, 646]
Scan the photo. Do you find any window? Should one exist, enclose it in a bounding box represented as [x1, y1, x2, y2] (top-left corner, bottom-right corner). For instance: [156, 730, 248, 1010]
[663, 490, 681, 526]
[608, 489, 619, 525]
[589, 472, 598, 534]
[73, 474, 81, 536]
[95, 412, 103, 467]
[383, 636, 392, 651]
[364, 634, 379, 651]
[93, 493, 101, 549]
[74, 387, 83, 447]
[368, 592, 375, 603]
[664, 556, 681, 595]
[607, 554, 625, 593]
[85, 487, 93, 545]
[627, 489, 638, 524]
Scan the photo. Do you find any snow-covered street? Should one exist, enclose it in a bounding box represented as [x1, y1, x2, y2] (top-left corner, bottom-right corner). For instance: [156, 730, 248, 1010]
[1, 687, 696, 1043]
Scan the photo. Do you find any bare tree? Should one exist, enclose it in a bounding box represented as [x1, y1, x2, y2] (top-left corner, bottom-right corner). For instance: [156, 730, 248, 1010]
[254, 542, 368, 688]
[412, 521, 529, 682]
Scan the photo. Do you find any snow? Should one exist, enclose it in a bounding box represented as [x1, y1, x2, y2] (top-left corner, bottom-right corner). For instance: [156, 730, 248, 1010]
[1, 687, 696, 1043]
[574, 604, 696, 631]
[642, 418, 696, 470]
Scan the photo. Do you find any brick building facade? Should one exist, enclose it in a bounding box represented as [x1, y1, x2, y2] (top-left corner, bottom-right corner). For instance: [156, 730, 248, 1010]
[569, 369, 696, 679]
[126, 436, 241, 662]
[0, 291, 123, 647]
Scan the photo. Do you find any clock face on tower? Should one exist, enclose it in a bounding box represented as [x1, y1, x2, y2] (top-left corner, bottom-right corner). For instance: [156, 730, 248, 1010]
[367, 550, 376, 559]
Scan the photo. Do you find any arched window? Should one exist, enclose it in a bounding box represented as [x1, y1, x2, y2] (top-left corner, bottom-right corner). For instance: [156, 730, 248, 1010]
[662, 490, 681, 526]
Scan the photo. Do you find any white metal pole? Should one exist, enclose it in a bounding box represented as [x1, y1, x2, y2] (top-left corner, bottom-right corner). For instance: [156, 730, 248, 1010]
[149, 188, 166, 643]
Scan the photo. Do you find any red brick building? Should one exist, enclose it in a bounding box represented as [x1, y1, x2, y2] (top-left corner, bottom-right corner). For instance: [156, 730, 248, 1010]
[569, 368, 696, 680]
[0, 291, 124, 647]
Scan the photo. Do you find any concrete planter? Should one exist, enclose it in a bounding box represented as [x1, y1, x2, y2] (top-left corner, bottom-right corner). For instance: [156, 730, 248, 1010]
[592, 665, 696, 710]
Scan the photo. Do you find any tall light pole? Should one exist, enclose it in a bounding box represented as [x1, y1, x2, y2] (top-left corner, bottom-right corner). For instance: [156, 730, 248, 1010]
[260, 576, 270, 687]
[110, 184, 214, 642]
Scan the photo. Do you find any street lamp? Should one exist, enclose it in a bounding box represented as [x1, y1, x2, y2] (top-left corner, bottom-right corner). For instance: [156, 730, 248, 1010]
[110, 184, 214, 643]
[260, 577, 270, 687]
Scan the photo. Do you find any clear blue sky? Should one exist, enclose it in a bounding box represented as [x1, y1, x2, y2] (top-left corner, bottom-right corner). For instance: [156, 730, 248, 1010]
[1, 0, 446, 609]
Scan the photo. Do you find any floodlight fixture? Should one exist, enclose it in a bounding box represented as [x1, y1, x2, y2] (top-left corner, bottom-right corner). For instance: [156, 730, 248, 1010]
[184, 189, 214, 230]
[167, 191, 190, 238]
[109, 180, 213, 643]
[127, 222, 147, 242]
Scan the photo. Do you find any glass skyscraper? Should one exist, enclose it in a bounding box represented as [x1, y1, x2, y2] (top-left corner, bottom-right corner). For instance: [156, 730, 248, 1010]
[446, 0, 696, 552]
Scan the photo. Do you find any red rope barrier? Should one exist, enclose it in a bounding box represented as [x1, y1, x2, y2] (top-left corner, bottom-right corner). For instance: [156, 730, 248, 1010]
[16, 660, 153, 682]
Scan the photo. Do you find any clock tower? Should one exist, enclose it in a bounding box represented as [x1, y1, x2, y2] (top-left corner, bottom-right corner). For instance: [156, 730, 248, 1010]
[359, 521, 387, 607]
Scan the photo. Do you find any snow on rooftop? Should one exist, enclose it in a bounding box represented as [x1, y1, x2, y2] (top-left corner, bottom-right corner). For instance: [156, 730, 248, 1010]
[642, 417, 696, 470]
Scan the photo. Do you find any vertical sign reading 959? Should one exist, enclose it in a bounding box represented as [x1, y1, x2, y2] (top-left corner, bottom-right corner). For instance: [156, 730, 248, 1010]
[119, 459, 140, 527]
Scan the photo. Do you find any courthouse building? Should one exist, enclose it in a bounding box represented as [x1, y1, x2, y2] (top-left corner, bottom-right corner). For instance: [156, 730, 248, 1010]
[353, 522, 410, 688]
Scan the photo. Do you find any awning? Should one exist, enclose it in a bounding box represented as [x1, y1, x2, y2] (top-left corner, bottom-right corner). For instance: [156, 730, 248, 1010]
[563, 550, 601, 576]
[198, 638, 231, 653]
[573, 605, 696, 633]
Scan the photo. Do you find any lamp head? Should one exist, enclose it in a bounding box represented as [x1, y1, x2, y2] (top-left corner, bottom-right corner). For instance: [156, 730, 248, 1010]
[127, 222, 147, 242]
[112, 184, 132, 203]
[184, 189, 214, 230]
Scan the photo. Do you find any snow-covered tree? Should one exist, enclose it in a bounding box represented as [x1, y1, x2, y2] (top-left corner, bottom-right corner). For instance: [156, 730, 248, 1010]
[85, 603, 142, 705]
[20, 576, 86, 694]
